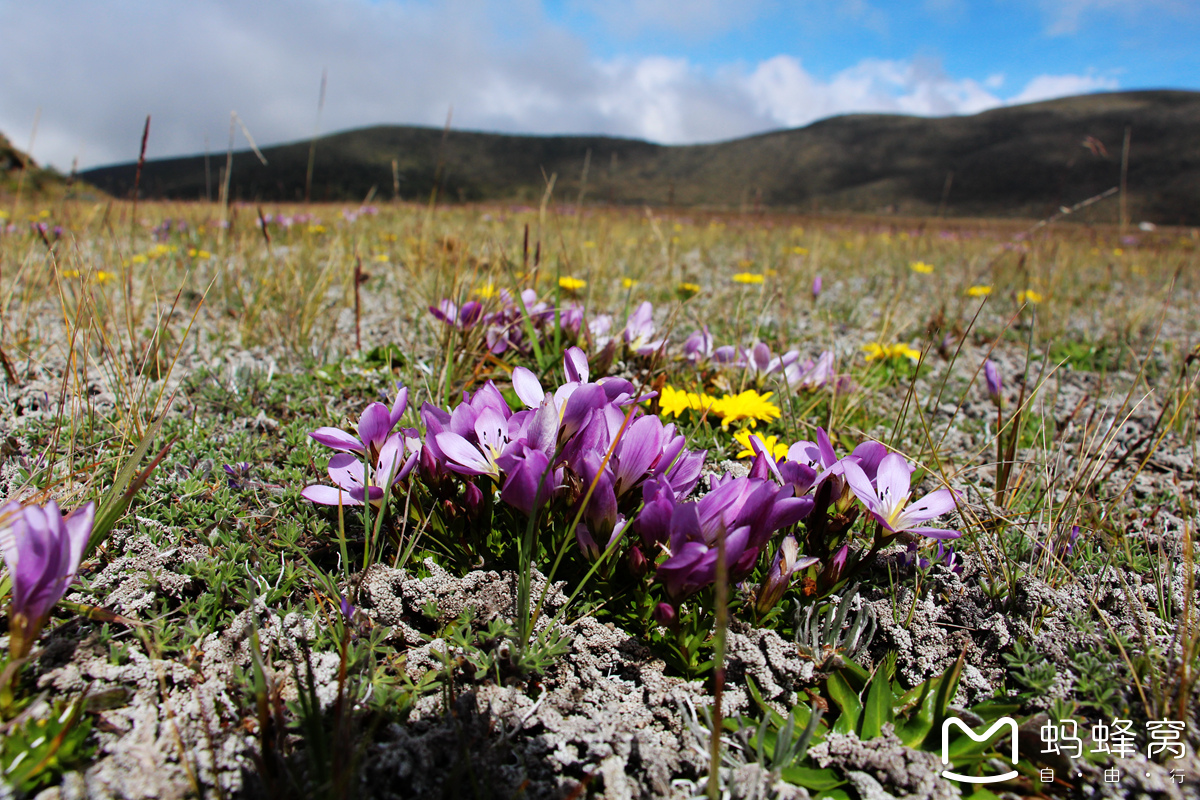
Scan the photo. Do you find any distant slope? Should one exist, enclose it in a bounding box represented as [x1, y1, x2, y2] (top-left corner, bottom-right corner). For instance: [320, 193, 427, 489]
[0, 132, 65, 198]
[80, 90, 1200, 224]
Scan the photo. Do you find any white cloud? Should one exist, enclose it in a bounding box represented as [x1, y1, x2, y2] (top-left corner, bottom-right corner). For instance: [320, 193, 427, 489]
[1040, 0, 1195, 36]
[565, 0, 774, 39]
[0, 0, 1128, 170]
[1007, 73, 1119, 104]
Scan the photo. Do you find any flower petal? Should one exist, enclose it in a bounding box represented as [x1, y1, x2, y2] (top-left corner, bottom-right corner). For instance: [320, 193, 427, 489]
[310, 427, 365, 453]
[512, 367, 546, 408]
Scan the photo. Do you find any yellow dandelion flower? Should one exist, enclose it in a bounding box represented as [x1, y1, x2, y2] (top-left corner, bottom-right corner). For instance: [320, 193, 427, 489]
[621, 277, 638, 289]
[710, 390, 781, 429]
[372, 253, 390, 263]
[733, 272, 765, 285]
[966, 285, 992, 297]
[474, 282, 498, 299]
[96, 270, 115, 284]
[1017, 289, 1043, 304]
[658, 386, 718, 418]
[677, 282, 701, 298]
[60, 269, 80, 279]
[559, 276, 587, 291]
[910, 261, 934, 274]
[306, 224, 326, 234]
[733, 430, 788, 460]
[187, 247, 198, 258]
[863, 342, 921, 363]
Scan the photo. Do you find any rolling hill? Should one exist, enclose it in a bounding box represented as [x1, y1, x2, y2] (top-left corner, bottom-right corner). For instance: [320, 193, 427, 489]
[79, 90, 1200, 224]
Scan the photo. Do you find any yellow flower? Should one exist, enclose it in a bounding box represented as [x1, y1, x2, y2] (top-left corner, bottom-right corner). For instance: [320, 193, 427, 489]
[130, 254, 148, 265]
[966, 285, 992, 297]
[677, 282, 701, 298]
[372, 253, 390, 263]
[1111, 248, 1124, 256]
[710, 390, 781, 429]
[61, 269, 80, 279]
[673, 223, 683, 232]
[474, 282, 498, 299]
[910, 261, 934, 274]
[863, 342, 921, 363]
[792, 246, 809, 255]
[733, 430, 788, 460]
[96, 270, 115, 284]
[382, 233, 398, 242]
[0, 210, 8, 220]
[658, 385, 718, 418]
[582, 240, 596, 249]
[733, 272, 765, 285]
[37, 209, 50, 218]
[621, 277, 638, 289]
[1017, 289, 1043, 304]
[559, 276, 587, 291]
[306, 224, 326, 234]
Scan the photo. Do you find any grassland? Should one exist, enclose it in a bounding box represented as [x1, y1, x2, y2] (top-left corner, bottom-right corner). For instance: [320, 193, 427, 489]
[0, 194, 1197, 799]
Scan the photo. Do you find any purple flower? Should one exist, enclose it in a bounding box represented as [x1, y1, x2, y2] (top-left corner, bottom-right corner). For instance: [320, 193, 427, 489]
[223, 462, 253, 489]
[339, 595, 357, 621]
[842, 453, 961, 540]
[812, 275, 823, 300]
[309, 385, 409, 460]
[683, 327, 714, 364]
[428, 299, 483, 329]
[0, 500, 94, 659]
[784, 351, 836, 390]
[623, 301, 665, 356]
[984, 359, 1002, 406]
[755, 535, 818, 613]
[645, 475, 810, 600]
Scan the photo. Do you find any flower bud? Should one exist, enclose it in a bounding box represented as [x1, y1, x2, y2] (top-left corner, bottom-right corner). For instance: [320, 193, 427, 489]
[756, 535, 809, 614]
[652, 602, 677, 628]
[984, 359, 1002, 407]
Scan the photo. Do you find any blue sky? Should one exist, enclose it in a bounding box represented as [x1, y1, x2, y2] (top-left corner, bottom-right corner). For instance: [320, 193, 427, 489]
[0, 0, 1196, 170]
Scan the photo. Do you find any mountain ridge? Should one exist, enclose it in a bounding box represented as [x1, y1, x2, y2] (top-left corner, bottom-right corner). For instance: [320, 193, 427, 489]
[79, 90, 1200, 224]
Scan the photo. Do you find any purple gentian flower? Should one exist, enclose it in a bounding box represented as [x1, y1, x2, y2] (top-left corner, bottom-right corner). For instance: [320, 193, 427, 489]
[984, 359, 1002, 407]
[683, 327, 714, 364]
[223, 462, 253, 489]
[784, 351, 836, 390]
[623, 302, 665, 356]
[429, 299, 483, 329]
[310, 385, 409, 460]
[755, 535, 819, 613]
[0, 499, 94, 659]
[842, 453, 961, 540]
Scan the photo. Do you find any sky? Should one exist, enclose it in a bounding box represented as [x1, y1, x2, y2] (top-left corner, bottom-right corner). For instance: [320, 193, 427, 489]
[0, 0, 1196, 171]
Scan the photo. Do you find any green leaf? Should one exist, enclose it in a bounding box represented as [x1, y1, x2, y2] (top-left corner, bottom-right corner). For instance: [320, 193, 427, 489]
[779, 766, 844, 791]
[895, 678, 937, 748]
[826, 671, 861, 735]
[860, 662, 895, 740]
[89, 406, 175, 556]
